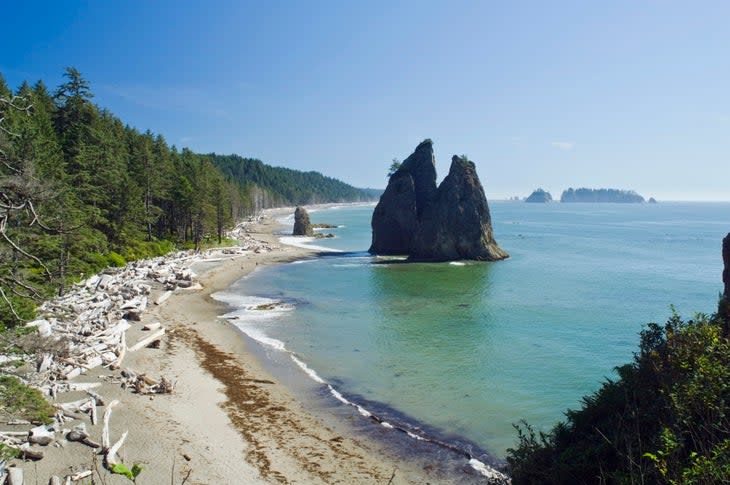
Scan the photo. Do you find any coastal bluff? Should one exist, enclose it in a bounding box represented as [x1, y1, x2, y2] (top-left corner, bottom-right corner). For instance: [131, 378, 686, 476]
[369, 139, 508, 261]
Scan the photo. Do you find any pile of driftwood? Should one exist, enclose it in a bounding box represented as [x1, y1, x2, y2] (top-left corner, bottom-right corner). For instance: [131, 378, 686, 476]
[0, 228, 278, 482]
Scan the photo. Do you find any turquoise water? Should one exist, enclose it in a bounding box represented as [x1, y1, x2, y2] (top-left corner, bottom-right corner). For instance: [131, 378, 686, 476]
[218, 202, 729, 461]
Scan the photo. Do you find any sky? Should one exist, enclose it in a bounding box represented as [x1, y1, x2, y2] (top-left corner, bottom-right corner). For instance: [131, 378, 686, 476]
[2, 1, 729, 200]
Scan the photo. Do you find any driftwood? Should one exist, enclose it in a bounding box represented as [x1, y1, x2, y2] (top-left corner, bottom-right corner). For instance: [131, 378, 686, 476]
[18, 443, 43, 460]
[28, 425, 54, 446]
[0, 232, 280, 473]
[49, 477, 62, 485]
[105, 430, 128, 467]
[128, 328, 165, 352]
[69, 470, 92, 481]
[66, 423, 100, 449]
[101, 400, 119, 451]
[7, 467, 23, 485]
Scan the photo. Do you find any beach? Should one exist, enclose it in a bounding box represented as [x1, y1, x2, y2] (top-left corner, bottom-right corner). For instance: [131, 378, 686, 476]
[24, 212, 451, 485]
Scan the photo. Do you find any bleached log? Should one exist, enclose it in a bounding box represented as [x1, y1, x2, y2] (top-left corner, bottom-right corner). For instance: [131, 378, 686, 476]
[101, 400, 119, 451]
[6, 419, 31, 425]
[18, 443, 43, 460]
[88, 397, 97, 425]
[7, 467, 23, 484]
[105, 430, 128, 467]
[128, 328, 165, 352]
[84, 355, 103, 370]
[63, 367, 82, 380]
[37, 354, 53, 373]
[69, 470, 92, 481]
[66, 423, 100, 449]
[0, 431, 30, 437]
[142, 322, 161, 331]
[66, 382, 101, 392]
[109, 332, 126, 370]
[86, 390, 105, 407]
[28, 425, 54, 446]
[56, 397, 91, 413]
[154, 291, 172, 305]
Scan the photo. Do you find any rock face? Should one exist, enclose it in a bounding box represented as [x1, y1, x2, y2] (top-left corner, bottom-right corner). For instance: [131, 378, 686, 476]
[525, 188, 552, 203]
[292, 206, 314, 236]
[369, 140, 508, 261]
[722, 233, 730, 300]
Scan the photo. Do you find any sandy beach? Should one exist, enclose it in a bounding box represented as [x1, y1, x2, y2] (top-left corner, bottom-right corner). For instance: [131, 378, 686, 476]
[23, 211, 454, 485]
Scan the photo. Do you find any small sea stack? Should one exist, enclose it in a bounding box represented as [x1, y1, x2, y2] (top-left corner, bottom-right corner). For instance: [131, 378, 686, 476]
[525, 188, 552, 203]
[370, 139, 508, 262]
[292, 206, 314, 236]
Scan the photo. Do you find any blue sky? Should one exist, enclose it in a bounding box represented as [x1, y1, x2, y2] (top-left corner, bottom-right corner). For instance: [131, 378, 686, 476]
[2, 1, 729, 200]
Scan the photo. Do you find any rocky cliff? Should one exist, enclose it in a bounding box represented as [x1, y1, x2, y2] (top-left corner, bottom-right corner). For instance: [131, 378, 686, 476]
[369, 140, 507, 261]
[292, 206, 314, 236]
[722, 233, 730, 300]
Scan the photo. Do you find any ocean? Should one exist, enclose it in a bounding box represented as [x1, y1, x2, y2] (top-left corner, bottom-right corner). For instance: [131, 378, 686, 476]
[213, 201, 729, 476]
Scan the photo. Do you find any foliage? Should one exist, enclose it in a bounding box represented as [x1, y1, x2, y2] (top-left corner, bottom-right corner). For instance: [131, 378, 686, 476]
[387, 158, 401, 177]
[1, 68, 375, 328]
[0, 375, 55, 424]
[211, 153, 378, 211]
[507, 310, 730, 484]
[111, 463, 143, 482]
[560, 187, 645, 203]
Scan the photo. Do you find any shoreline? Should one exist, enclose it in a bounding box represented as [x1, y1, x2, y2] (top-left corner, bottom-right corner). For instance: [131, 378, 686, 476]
[23, 208, 503, 484]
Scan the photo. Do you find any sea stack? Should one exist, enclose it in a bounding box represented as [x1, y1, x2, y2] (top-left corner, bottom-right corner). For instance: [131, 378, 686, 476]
[369, 140, 508, 262]
[293, 206, 314, 236]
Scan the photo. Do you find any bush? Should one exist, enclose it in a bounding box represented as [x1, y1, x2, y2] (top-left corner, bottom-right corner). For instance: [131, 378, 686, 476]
[507, 310, 730, 485]
[106, 251, 126, 267]
[0, 376, 54, 424]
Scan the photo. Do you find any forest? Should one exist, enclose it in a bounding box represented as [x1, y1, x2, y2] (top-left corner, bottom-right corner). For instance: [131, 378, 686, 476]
[0, 68, 377, 329]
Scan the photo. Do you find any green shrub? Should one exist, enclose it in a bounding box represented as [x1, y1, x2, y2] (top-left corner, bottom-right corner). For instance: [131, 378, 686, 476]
[0, 376, 54, 424]
[507, 310, 730, 485]
[106, 251, 126, 267]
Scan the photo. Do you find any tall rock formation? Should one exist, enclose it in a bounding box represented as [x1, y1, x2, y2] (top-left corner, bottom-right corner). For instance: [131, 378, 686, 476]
[722, 233, 730, 300]
[369, 139, 436, 254]
[370, 140, 508, 262]
[292, 206, 314, 236]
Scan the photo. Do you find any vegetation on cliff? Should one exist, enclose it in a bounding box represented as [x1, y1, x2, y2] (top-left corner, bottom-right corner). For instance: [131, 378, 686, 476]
[508, 245, 730, 485]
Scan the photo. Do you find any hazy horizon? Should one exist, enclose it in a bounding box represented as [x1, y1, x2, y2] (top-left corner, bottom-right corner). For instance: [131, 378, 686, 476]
[3, 1, 729, 202]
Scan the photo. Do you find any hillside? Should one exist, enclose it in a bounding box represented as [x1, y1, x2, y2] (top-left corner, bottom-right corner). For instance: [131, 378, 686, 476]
[210, 154, 379, 209]
[0, 68, 376, 328]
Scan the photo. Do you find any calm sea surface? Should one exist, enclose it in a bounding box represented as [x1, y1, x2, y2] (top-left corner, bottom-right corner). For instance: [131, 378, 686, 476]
[215, 202, 729, 460]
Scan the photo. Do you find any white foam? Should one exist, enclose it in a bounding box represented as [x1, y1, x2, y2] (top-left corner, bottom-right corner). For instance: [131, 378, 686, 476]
[290, 355, 326, 384]
[381, 421, 394, 429]
[449, 261, 466, 266]
[279, 236, 342, 252]
[233, 325, 287, 351]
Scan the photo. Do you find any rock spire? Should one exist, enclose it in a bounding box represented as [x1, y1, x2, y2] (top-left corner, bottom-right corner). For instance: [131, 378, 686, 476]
[369, 140, 507, 262]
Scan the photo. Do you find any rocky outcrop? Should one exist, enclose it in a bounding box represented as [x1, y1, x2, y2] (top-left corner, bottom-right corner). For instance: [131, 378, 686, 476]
[292, 206, 314, 236]
[369, 139, 435, 254]
[369, 140, 507, 261]
[525, 188, 552, 203]
[722, 233, 730, 300]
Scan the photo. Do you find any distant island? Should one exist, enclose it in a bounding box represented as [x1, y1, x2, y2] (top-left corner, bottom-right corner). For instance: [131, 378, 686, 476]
[560, 188, 645, 203]
[525, 188, 553, 203]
